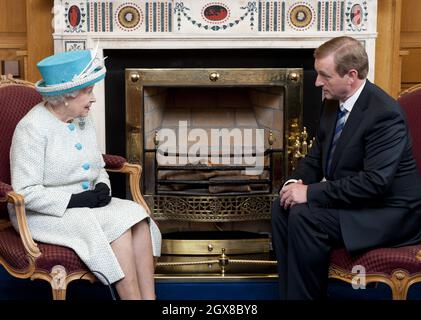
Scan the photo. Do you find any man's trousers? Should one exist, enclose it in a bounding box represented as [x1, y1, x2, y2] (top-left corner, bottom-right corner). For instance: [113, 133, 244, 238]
[271, 199, 344, 299]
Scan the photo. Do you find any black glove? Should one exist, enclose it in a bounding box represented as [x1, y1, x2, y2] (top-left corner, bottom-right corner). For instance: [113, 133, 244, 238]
[94, 182, 110, 194]
[67, 190, 101, 208]
[93, 182, 112, 207]
[67, 183, 111, 209]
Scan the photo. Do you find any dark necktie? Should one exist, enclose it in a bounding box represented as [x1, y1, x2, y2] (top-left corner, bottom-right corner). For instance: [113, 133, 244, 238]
[326, 106, 347, 175]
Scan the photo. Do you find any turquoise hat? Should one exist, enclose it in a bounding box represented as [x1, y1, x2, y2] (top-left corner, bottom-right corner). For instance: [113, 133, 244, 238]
[35, 49, 106, 96]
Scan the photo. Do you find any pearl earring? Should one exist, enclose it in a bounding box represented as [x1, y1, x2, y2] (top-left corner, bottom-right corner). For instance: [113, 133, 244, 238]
[64, 102, 69, 107]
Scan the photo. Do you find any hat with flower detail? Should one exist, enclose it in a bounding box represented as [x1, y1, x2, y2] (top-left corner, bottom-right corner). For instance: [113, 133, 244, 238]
[35, 49, 106, 97]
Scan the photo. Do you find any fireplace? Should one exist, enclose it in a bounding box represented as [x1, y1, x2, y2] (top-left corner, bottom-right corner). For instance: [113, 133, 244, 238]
[123, 65, 308, 275]
[126, 67, 303, 206]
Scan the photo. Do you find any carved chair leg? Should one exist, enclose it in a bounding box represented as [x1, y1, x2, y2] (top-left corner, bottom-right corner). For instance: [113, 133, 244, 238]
[50, 265, 68, 300]
[390, 270, 410, 300]
[390, 285, 409, 300]
[52, 287, 67, 300]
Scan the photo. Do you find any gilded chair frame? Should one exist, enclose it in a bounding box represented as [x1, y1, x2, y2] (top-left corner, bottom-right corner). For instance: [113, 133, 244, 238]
[399, 83, 421, 96]
[329, 266, 421, 300]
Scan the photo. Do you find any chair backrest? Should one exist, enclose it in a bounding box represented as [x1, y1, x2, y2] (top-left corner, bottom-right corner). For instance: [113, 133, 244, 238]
[0, 75, 42, 218]
[398, 84, 421, 174]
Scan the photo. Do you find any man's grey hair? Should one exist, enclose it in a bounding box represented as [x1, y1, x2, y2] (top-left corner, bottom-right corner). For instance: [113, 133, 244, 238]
[314, 36, 369, 79]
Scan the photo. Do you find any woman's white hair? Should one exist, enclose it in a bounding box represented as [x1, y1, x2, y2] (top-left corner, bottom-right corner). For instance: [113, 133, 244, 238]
[42, 89, 82, 106]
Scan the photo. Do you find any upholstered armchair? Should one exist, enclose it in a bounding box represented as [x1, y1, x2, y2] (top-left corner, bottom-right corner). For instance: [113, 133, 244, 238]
[328, 84, 421, 300]
[0, 75, 151, 300]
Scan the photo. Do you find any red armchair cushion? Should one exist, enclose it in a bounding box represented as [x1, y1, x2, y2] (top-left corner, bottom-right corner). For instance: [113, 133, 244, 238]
[0, 226, 88, 274]
[0, 85, 42, 186]
[0, 85, 42, 219]
[103, 154, 126, 169]
[330, 245, 421, 276]
[0, 227, 31, 271]
[36, 242, 88, 275]
[398, 87, 421, 172]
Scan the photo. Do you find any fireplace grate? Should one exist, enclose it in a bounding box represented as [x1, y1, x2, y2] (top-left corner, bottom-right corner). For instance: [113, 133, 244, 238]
[146, 148, 281, 196]
[147, 194, 277, 222]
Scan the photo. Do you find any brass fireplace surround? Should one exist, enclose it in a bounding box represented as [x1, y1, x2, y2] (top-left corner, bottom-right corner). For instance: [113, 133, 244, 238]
[125, 68, 304, 278]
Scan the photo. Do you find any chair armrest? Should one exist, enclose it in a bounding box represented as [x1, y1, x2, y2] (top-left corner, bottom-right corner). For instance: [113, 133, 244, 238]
[0, 180, 41, 259]
[103, 153, 126, 170]
[102, 154, 152, 215]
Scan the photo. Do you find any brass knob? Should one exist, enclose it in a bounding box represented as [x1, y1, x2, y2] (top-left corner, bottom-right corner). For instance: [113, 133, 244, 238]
[289, 72, 300, 82]
[207, 244, 214, 252]
[218, 248, 229, 275]
[268, 130, 274, 146]
[209, 72, 220, 82]
[154, 130, 160, 147]
[130, 73, 140, 82]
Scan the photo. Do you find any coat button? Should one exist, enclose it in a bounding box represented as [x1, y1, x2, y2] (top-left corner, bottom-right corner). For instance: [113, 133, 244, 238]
[75, 143, 82, 150]
[82, 163, 90, 170]
[82, 181, 90, 190]
[67, 123, 76, 131]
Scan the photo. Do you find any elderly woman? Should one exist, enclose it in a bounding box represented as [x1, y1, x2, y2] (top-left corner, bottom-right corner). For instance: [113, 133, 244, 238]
[8, 49, 161, 300]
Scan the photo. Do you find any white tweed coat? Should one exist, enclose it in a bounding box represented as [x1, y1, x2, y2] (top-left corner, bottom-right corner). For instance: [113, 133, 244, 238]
[8, 103, 161, 285]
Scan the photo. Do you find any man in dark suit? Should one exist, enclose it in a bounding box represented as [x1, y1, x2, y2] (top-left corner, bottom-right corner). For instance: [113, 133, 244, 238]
[271, 36, 421, 299]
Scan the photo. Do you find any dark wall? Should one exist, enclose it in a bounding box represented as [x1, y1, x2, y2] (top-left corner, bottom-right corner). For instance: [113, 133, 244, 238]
[104, 49, 322, 197]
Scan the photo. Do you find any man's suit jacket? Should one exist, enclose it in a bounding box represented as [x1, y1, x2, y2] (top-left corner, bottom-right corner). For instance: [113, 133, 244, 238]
[290, 80, 421, 253]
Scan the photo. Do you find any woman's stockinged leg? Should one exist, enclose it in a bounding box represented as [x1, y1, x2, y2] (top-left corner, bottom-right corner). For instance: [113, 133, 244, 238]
[131, 219, 156, 300]
[111, 229, 141, 300]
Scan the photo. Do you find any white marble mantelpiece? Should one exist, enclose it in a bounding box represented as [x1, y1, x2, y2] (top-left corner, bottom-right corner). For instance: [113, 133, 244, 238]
[53, 0, 377, 152]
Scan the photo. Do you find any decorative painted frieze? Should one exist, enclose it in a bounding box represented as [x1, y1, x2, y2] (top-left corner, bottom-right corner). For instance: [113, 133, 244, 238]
[56, 0, 374, 34]
[344, 1, 368, 32]
[64, 40, 86, 51]
[174, 2, 257, 31]
[86, 1, 114, 32]
[317, 1, 345, 31]
[64, 1, 86, 32]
